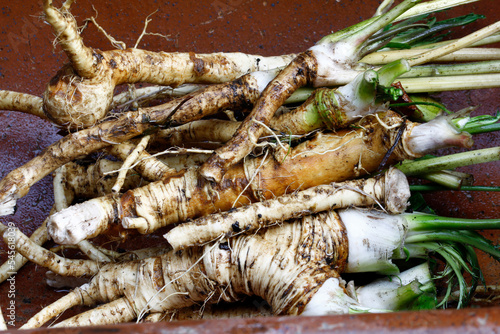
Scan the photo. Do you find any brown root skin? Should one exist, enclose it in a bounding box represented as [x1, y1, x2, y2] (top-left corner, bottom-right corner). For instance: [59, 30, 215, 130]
[26, 211, 347, 328]
[199, 50, 319, 183]
[169, 73, 263, 125]
[44, 50, 293, 129]
[61, 159, 147, 200]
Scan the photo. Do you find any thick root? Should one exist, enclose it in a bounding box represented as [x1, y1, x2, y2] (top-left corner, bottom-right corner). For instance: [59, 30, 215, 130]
[165, 167, 410, 250]
[0, 76, 272, 213]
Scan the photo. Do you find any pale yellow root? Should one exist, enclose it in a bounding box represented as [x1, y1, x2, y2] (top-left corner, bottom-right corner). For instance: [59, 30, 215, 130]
[165, 168, 410, 250]
[43, 0, 96, 78]
[21, 291, 83, 329]
[112, 135, 151, 193]
[47, 111, 423, 244]
[0, 90, 48, 121]
[1, 226, 101, 277]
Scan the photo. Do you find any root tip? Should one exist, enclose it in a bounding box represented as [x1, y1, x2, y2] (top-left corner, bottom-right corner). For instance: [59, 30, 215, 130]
[0, 192, 18, 217]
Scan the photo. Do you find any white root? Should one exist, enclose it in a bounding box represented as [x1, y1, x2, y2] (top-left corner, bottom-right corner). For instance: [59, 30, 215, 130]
[24, 207, 434, 328]
[47, 196, 117, 245]
[165, 167, 410, 250]
[404, 116, 473, 155]
[54, 166, 112, 263]
[21, 290, 86, 329]
[1, 226, 101, 277]
[339, 209, 407, 274]
[301, 277, 359, 316]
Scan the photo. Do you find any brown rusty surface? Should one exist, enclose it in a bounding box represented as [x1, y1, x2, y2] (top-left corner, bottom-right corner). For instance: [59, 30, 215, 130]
[0, 0, 499, 332]
[3, 307, 500, 334]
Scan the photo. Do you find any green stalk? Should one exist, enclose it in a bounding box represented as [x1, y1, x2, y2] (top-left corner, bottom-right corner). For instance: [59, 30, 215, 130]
[462, 244, 483, 304]
[404, 213, 500, 231]
[400, 73, 500, 93]
[402, 60, 500, 78]
[411, 32, 500, 50]
[363, 48, 500, 66]
[453, 113, 500, 134]
[397, 147, 500, 176]
[397, 0, 479, 20]
[405, 231, 500, 260]
[318, 0, 422, 55]
[285, 87, 316, 104]
[405, 242, 468, 308]
[419, 170, 473, 189]
[410, 185, 500, 192]
[385, 14, 485, 50]
[350, 262, 436, 312]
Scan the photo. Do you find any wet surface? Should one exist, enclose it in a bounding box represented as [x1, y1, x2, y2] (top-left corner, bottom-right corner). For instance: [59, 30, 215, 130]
[0, 0, 499, 332]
